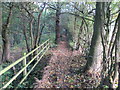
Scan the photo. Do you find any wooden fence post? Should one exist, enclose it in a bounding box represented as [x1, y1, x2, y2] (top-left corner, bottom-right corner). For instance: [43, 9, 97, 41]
[23, 53, 27, 76]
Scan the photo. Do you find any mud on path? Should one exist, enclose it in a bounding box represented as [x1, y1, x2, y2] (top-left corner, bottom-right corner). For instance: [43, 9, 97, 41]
[34, 41, 87, 89]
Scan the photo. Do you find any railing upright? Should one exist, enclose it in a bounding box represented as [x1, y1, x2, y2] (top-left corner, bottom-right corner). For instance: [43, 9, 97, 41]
[0, 39, 50, 89]
[23, 53, 27, 76]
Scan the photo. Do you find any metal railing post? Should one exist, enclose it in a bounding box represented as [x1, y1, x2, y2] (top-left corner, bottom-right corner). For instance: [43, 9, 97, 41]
[0, 39, 50, 88]
[23, 53, 27, 76]
[37, 47, 39, 61]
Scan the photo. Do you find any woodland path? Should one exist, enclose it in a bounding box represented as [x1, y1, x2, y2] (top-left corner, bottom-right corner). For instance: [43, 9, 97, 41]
[34, 40, 89, 89]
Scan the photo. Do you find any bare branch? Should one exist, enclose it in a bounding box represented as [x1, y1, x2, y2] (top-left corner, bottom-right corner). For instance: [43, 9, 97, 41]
[61, 12, 94, 22]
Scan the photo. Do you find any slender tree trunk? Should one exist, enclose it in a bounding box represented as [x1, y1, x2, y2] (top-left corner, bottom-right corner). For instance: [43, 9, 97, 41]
[73, 13, 78, 49]
[117, 63, 120, 90]
[117, 12, 120, 90]
[55, 2, 61, 44]
[0, 3, 2, 65]
[22, 25, 30, 53]
[34, 3, 45, 48]
[2, 4, 13, 63]
[38, 24, 45, 44]
[34, 12, 42, 47]
[76, 20, 84, 50]
[73, 2, 80, 50]
[84, 2, 105, 75]
[29, 18, 34, 50]
[106, 13, 120, 88]
[108, 13, 120, 88]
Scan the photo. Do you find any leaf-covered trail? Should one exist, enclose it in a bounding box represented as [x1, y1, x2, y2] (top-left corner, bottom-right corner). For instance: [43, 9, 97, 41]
[34, 41, 89, 89]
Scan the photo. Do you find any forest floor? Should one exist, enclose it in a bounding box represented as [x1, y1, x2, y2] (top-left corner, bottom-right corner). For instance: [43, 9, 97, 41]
[34, 40, 99, 89]
[1, 40, 100, 88]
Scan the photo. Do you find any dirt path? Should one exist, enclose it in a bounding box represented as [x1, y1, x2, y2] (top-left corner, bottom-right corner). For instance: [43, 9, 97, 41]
[34, 40, 85, 89]
[34, 39, 101, 89]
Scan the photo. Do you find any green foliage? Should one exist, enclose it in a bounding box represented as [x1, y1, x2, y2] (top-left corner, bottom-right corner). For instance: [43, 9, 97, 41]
[40, 32, 58, 48]
[41, 32, 55, 43]
[103, 85, 109, 88]
[69, 41, 74, 47]
[1, 62, 39, 88]
[1, 63, 14, 88]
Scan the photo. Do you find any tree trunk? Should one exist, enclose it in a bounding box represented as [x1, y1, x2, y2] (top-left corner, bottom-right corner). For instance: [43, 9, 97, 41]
[117, 12, 120, 90]
[73, 12, 78, 50]
[22, 25, 30, 53]
[73, 2, 80, 50]
[55, 2, 61, 44]
[0, 3, 2, 64]
[2, 28, 10, 63]
[106, 13, 120, 88]
[76, 20, 84, 50]
[117, 63, 120, 90]
[84, 2, 105, 75]
[30, 18, 34, 50]
[2, 4, 13, 63]
[34, 3, 45, 48]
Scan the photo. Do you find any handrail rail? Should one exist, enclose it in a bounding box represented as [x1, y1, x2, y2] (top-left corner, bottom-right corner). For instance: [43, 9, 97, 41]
[0, 39, 49, 76]
[0, 39, 50, 89]
[18, 46, 50, 86]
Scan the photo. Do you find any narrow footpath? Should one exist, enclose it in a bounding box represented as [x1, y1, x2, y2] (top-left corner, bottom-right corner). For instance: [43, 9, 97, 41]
[34, 39, 97, 89]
